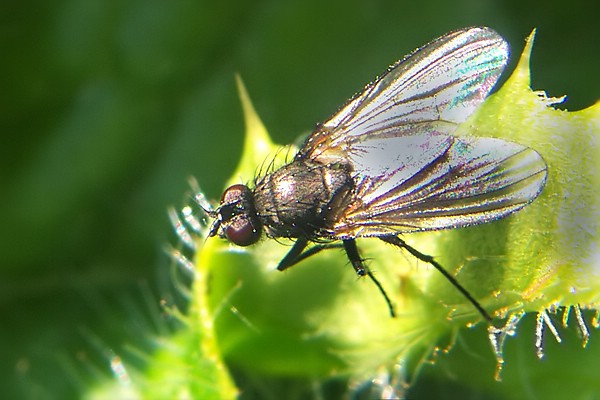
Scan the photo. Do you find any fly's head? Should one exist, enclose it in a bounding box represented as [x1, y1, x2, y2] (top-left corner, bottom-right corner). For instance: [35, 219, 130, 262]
[208, 184, 262, 246]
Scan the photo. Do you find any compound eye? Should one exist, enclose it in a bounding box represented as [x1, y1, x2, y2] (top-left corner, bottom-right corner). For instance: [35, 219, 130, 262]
[221, 184, 250, 204]
[225, 215, 261, 246]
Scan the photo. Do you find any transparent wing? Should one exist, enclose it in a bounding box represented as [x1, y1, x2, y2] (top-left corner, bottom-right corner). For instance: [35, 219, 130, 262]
[290, 27, 546, 237]
[331, 135, 547, 238]
[298, 27, 509, 163]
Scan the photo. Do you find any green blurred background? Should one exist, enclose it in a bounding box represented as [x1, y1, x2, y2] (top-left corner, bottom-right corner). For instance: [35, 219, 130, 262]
[1, 0, 598, 398]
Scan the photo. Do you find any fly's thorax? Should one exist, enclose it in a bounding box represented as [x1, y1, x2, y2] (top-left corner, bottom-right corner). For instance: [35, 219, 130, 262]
[253, 159, 354, 239]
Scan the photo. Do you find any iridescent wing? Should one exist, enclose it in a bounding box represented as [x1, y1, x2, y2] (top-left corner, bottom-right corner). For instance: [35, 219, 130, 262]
[296, 27, 547, 237]
[332, 134, 547, 237]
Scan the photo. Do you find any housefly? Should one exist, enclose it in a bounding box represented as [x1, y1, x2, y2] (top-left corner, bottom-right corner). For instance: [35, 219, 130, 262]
[206, 27, 547, 321]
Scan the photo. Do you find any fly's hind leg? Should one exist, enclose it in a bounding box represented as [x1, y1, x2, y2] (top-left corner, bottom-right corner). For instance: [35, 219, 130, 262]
[379, 235, 494, 323]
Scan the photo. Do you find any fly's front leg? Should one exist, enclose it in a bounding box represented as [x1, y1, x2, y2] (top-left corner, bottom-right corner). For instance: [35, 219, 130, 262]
[276, 237, 343, 271]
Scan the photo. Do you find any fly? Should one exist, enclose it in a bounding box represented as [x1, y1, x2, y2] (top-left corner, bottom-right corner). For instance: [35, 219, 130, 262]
[205, 27, 547, 322]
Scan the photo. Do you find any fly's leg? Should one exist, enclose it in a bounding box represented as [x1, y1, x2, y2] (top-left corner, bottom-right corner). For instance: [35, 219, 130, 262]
[276, 237, 343, 271]
[379, 235, 494, 324]
[343, 239, 396, 317]
[292, 242, 344, 266]
[276, 237, 396, 317]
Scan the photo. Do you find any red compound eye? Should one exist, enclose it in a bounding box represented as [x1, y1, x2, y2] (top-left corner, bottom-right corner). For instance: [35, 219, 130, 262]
[221, 184, 249, 204]
[225, 214, 260, 246]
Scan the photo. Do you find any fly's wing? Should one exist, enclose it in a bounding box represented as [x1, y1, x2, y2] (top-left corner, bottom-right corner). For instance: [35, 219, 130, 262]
[295, 27, 548, 237]
[332, 134, 547, 237]
[298, 27, 510, 162]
